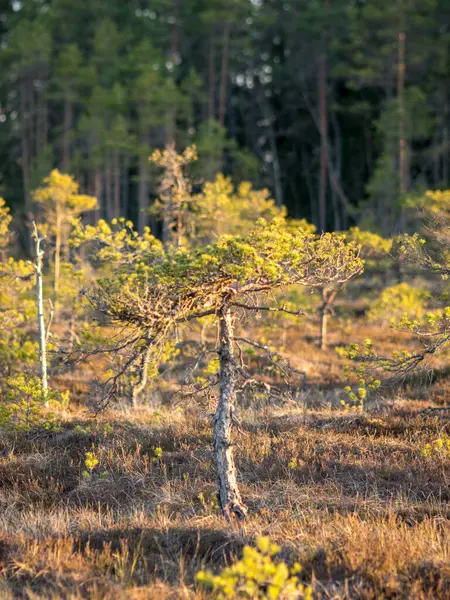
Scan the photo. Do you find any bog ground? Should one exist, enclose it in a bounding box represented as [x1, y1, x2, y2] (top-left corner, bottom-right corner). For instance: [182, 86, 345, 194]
[1, 320, 450, 599]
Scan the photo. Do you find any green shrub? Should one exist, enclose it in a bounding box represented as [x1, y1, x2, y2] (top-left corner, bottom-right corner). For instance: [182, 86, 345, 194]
[367, 283, 429, 325]
[195, 536, 312, 599]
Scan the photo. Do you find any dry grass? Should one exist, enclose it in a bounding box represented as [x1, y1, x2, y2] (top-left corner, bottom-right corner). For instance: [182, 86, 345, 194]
[1, 400, 450, 598]
[2, 317, 450, 598]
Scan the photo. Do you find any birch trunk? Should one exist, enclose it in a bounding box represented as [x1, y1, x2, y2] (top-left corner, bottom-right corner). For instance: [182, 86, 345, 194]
[214, 303, 247, 521]
[33, 223, 48, 398]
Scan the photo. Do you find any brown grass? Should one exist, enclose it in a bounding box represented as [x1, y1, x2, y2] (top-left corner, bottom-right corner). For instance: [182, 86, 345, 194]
[1, 399, 450, 598]
[2, 316, 450, 598]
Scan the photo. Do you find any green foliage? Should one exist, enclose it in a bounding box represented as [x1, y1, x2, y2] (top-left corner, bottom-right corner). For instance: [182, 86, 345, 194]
[194, 173, 285, 242]
[421, 438, 450, 459]
[346, 227, 392, 263]
[33, 169, 97, 233]
[0, 376, 62, 431]
[82, 450, 99, 479]
[71, 216, 163, 273]
[150, 144, 198, 249]
[195, 536, 312, 599]
[367, 283, 429, 325]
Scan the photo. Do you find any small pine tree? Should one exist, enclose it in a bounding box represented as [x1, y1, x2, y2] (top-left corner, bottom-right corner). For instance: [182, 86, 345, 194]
[84, 218, 363, 519]
[32, 169, 97, 308]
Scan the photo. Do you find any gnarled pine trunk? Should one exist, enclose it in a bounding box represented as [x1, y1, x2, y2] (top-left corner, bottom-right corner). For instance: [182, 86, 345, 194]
[214, 303, 247, 521]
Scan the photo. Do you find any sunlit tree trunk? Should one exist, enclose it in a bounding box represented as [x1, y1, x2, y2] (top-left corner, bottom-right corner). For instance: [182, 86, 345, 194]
[33, 223, 48, 399]
[214, 302, 247, 521]
[319, 287, 337, 350]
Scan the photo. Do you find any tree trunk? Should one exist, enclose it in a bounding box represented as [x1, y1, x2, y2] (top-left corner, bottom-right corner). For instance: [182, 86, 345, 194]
[214, 302, 247, 521]
[208, 37, 216, 121]
[397, 31, 407, 196]
[318, 288, 337, 350]
[113, 149, 121, 218]
[54, 213, 62, 319]
[33, 223, 48, 398]
[19, 79, 30, 215]
[94, 168, 102, 223]
[62, 97, 72, 171]
[138, 152, 149, 234]
[318, 52, 328, 232]
[319, 307, 328, 351]
[218, 22, 231, 127]
[130, 344, 152, 407]
[105, 158, 113, 221]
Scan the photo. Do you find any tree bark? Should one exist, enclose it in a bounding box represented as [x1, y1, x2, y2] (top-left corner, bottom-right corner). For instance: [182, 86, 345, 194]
[53, 212, 62, 320]
[94, 168, 102, 223]
[214, 302, 247, 521]
[318, 52, 328, 232]
[33, 223, 48, 399]
[19, 79, 30, 215]
[218, 22, 231, 127]
[208, 37, 216, 121]
[138, 152, 149, 234]
[62, 97, 72, 172]
[397, 31, 407, 196]
[113, 149, 121, 218]
[318, 287, 337, 350]
[130, 344, 152, 407]
[319, 306, 328, 351]
[105, 158, 113, 221]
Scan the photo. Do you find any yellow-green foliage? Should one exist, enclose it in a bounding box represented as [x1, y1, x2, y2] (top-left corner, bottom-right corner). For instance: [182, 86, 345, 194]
[408, 189, 450, 213]
[71, 217, 163, 275]
[367, 283, 429, 325]
[0, 376, 63, 431]
[150, 144, 197, 247]
[0, 197, 13, 253]
[84, 451, 99, 470]
[346, 227, 392, 260]
[421, 438, 450, 459]
[0, 201, 37, 376]
[33, 169, 97, 229]
[194, 173, 285, 242]
[195, 536, 312, 599]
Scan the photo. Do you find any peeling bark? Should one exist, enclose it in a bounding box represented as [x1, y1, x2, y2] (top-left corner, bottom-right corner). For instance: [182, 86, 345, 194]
[214, 302, 247, 521]
[33, 223, 48, 399]
[130, 344, 152, 407]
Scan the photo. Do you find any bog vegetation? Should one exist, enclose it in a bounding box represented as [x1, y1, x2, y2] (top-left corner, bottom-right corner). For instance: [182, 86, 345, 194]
[0, 149, 449, 597]
[1, 1, 450, 598]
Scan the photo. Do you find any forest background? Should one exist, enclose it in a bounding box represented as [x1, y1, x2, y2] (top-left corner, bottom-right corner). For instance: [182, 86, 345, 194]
[1, 0, 449, 243]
